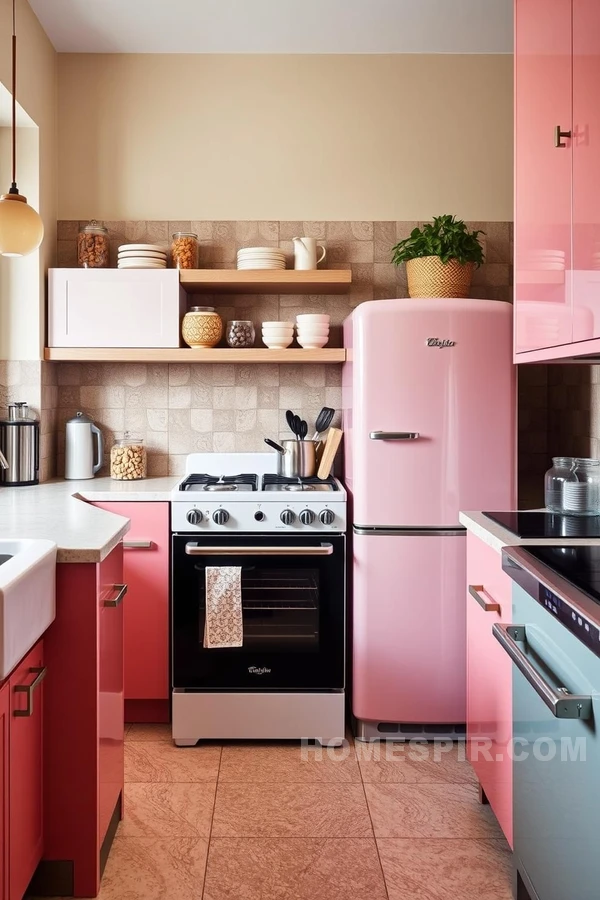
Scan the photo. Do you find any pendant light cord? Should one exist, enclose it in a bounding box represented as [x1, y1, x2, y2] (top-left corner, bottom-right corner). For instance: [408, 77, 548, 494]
[10, 0, 18, 193]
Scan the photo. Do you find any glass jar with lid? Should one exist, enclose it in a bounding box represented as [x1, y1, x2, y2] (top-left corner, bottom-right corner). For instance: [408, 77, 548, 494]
[544, 457, 575, 512]
[182, 306, 223, 348]
[562, 458, 600, 516]
[171, 232, 199, 269]
[77, 219, 110, 268]
[110, 434, 147, 480]
[226, 320, 255, 348]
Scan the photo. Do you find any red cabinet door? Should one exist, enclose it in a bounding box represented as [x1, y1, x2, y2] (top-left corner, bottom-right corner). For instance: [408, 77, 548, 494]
[9, 641, 45, 900]
[466, 534, 513, 847]
[0, 683, 8, 900]
[92, 502, 169, 701]
[97, 546, 125, 848]
[515, 0, 574, 353]
[572, 0, 600, 340]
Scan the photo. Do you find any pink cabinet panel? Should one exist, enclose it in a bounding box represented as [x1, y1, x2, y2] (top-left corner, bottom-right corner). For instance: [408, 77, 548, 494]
[9, 641, 44, 900]
[514, 0, 574, 353]
[0, 683, 8, 900]
[91, 502, 169, 701]
[466, 532, 513, 847]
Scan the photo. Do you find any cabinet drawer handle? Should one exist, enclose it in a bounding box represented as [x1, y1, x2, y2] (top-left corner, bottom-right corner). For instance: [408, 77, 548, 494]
[123, 541, 153, 550]
[468, 584, 500, 613]
[493, 623, 592, 719]
[14, 666, 47, 717]
[554, 125, 572, 148]
[104, 583, 128, 607]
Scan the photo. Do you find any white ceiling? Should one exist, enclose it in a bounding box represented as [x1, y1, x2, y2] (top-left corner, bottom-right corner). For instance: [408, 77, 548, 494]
[29, 0, 513, 54]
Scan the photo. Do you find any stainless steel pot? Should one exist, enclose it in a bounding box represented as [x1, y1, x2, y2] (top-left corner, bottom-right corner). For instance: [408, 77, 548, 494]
[0, 402, 39, 486]
[264, 438, 318, 477]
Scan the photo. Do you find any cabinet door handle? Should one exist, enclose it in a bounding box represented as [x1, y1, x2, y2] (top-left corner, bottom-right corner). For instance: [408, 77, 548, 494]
[468, 584, 500, 613]
[493, 623, 592, 719]
[14, 666, 47, 717]
[104, 583, 128, 607]
[123, 540, 153, 550]
[554, 125, 572, 148]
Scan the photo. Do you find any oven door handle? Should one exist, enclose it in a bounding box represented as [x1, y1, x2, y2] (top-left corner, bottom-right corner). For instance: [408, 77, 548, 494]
[492, 623, 593, 719]
[185, 542, 334, 557]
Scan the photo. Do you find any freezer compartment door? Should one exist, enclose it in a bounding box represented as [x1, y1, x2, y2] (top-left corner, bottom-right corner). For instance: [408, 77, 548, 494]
[348, 298, 515, 527]
[352, 532, 466, 726]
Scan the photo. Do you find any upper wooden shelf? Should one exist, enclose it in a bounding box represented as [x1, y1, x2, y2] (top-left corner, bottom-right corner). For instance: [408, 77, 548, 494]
[44, 347, 347, 364]
[178, 269, 352, 294]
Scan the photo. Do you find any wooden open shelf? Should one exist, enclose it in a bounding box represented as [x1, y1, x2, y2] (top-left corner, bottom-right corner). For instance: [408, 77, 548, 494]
[43, 347, 347, 364]
[178, 269, 351, 294]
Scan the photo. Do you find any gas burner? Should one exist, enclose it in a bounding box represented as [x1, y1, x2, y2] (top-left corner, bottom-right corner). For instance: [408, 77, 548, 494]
[180, 473, 258, 492]
[203, 483, 238, 492]
[262, 474, 339, 492]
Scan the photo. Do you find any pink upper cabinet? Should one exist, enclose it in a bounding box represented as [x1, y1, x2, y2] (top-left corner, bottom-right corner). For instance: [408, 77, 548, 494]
[572, 0, 600, 341]
[514, 0, 574, 353]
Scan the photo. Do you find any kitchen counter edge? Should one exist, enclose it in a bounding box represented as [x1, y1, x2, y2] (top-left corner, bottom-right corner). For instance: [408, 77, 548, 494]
[460, 510, 600, 553]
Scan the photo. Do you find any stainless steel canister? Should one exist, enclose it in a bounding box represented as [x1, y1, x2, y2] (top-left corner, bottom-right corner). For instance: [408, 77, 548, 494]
[0, 402, 40, 486]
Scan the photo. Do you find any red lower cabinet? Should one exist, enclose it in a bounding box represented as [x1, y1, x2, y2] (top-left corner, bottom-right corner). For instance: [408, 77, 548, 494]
[0, 683, 8, 900]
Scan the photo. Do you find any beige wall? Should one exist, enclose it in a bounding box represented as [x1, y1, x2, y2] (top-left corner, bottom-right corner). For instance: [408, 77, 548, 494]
[57, 53, 513, 222]
[0, 0, 57, 359]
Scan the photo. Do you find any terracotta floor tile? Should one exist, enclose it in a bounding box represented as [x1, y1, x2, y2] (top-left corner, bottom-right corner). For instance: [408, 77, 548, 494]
[219, 741, 360, 783]
[203, 838, 387, 900]
[212, 782, 373, 838]
[357, 741, 477, 784]
[97, 836, 208, 900]
[126, 723, 173, 742]
[365, 783, 502, 839]
[119, 782, 216, 837]
[125, 741, 221, 782]
[377, 838, 513, 899]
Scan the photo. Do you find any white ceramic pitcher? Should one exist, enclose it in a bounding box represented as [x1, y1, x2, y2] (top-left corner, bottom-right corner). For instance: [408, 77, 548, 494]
[292, 237, 327, 270]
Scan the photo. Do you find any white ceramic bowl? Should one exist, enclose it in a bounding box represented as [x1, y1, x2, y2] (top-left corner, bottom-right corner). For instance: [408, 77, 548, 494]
[297, 326, 330, 338]
[262, 321, 294, 329]
[297, 336, 329, 349]
[263, 336, 293, 349]
[262, 326, 294, 335]
[296, 314, 330, 325]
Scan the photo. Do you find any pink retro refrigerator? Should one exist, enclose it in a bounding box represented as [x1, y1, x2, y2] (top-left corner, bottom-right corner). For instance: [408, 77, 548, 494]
[343, 297, 515, 741]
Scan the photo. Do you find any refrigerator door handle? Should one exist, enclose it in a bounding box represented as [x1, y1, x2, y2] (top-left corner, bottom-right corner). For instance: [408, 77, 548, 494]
[369, 431, 420, 440]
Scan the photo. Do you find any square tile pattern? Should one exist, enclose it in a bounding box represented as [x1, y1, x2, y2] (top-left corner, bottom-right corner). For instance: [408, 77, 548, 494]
[69, 726, 513, 899]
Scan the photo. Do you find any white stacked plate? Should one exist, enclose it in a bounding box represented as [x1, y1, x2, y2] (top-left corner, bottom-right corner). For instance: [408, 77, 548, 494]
[237, 247, 286, 270]
[118, 243, 167, 269]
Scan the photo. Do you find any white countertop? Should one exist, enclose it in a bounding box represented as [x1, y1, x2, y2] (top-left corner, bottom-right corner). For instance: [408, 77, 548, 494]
[0, 477, 178, 563]
[460, 510, 600, 553]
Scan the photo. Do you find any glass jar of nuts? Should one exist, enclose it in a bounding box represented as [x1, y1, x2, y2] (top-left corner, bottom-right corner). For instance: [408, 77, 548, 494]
[226, 320, 255, 348]
[110, 434, 147, 480]
[78, 220, 110, 268]
[171, 232, 199, 269]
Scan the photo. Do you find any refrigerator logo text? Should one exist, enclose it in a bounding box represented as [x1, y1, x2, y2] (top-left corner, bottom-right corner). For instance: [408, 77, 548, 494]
[426, 338, 456, 348]
[248, 666, 271, 675]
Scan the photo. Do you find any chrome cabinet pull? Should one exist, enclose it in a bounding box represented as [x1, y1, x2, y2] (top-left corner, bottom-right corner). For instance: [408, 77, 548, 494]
[369, 431, 420, 441]
[493, 623, 592, 719]
[554, 125, 572, 148]
[14, 666, 47, 717]
[104, 583, 128, 607]
[123, 540, 153, 550]
[185, 543, 334, 557]
[468, 584, 500, 613]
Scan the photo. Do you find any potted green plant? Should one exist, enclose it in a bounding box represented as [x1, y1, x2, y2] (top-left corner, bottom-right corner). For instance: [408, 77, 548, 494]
[391, 214, 485, 298]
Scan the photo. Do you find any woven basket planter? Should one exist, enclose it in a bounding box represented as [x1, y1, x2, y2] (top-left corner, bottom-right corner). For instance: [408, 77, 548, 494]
[406, 256, 474, 299]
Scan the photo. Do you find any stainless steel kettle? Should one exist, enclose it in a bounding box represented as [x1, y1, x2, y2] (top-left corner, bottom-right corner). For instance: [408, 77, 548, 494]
[0, 402, 39, 486]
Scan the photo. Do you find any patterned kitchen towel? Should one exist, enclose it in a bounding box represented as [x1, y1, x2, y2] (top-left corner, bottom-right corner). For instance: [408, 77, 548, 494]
[204, 566, 243, 648]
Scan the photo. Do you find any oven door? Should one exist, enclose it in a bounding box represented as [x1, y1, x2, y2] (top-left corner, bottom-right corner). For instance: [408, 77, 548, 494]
[172, 533, 345, 690]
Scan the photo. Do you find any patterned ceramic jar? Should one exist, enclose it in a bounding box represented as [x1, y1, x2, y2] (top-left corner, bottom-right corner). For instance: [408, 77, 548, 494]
[182, 306, 223, 349]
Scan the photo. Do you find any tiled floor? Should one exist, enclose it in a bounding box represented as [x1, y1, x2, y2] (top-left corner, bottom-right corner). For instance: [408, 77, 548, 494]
[96, 725, 513, 899]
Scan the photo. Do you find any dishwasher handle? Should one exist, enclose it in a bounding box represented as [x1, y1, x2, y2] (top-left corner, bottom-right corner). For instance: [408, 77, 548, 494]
[492, 623, 593, 720]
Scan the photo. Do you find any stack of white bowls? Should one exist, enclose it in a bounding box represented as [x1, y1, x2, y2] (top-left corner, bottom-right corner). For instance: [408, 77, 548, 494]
[237, 247, 286, 270]
[262, 321, 294, 349]
[523, 249, 565, 271]
[118, 243, 167, 269]
[296, 314, 330, 349]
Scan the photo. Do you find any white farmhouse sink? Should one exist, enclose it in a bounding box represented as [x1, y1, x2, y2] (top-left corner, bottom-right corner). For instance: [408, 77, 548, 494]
[0, 539, 57, 679]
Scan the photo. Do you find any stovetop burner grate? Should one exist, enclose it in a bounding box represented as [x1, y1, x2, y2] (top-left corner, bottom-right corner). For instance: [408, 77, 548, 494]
[180, 473, 259, 492]
[262, 474, 338, 492]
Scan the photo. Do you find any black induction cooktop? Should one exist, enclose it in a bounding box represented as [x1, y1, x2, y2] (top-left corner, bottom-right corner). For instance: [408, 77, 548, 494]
[484, 510, 600, 539]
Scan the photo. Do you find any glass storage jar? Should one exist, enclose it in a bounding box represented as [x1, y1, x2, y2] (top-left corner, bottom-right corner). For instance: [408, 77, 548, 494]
[110, 434, 147, 480]
[226, 320, 255, 348]
[562, 458, 600, 516]
[182, 306, 223, 348]
[77, 220, 110, 268]
[171, 232, 199, 269]
[544, 456, 575, 512]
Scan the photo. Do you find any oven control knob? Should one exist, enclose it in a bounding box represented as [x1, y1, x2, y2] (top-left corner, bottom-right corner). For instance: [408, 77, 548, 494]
[300, 509, 315, 526]
[186, 509, 203, 526]
[280, 509, 295, 526]
[319, 509, 335, 526]
[213, 508, 230, 526]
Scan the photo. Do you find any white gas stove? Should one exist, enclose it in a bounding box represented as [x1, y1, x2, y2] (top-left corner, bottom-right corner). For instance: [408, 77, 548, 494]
[170, 452, 347, 534]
